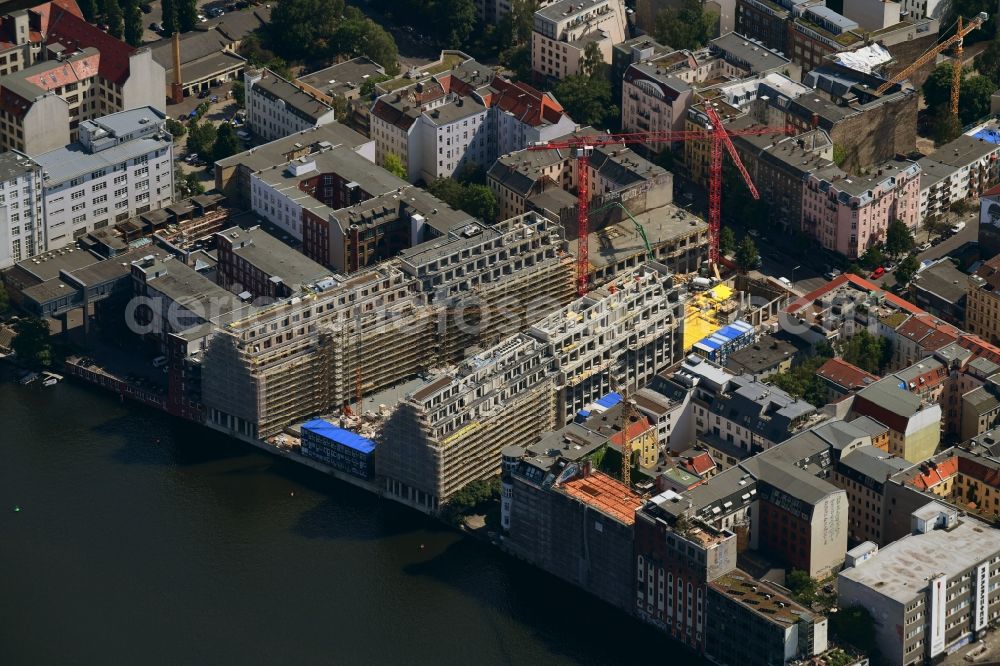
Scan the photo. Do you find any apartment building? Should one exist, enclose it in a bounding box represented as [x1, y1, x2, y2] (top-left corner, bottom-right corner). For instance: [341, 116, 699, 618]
[838, 506, 1000, 666]
[918, 132, 1000, 221]
[244, 68, 338, 143]
[832, 445, 912, 545]
[0, 1, 164, 155]
[370, 55, 575, 184]
[214, 226, 330, 301]
[634, 497, 737, 653]
[849, 376, 941, 463]
[0, 150, 42, 267]
[33, 107, 173, 253]
[706, 571, 828, 666]
[801, 158, 921, 260]
[531, 0, 627, 80]
[380, 262, 685, 509]
[965, 255, 1000, 345]
[505, 450, 644, 613]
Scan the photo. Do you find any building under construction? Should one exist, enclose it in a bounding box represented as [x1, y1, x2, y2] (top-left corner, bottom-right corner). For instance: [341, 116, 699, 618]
[196, 212, 575, 440]
[378, 261, 687, 511]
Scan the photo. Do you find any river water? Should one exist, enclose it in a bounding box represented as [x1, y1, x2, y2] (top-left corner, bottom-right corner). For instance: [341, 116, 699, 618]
[0, 374, 704, 665]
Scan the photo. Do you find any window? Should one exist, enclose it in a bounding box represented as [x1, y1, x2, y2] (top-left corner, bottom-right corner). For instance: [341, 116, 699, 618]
[113, 174, 127, 185]
[71, 189, 85, 200]
[115, 200, 128, 209]
[114, 187, 128, 198]
[72, 202, 85, 212]
[93, 181, 107, 191]
[93, 194, 107, 205]
[72, 214, 86, 224]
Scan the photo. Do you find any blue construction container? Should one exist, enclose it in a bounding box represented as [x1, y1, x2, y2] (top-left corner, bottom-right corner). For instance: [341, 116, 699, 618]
[692, 320, 756, 365]
[300, 419, 376, 479]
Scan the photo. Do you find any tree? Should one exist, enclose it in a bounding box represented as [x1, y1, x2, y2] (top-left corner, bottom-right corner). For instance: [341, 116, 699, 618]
[510, 0, 539, 44]
[161, 0, 178, 36]
[841, 329, 891, 374]
[178, 0, 198, 33]
[105, 0, 124, 39]
[165, 118, 187, 139]
[923, 63, 957, 112]
[734, 236, 760, 273]
[769, 354, 833, 407]
[933, 105, 962, 145]
[654, 0, 717, 51]
[960, 74, 995, 125]
[12, 317, 53, 368]
[80, 0, 98, 21]
[859, 244, 885, 270]
[554, 74, 618, 128]
[331, 95, 349, 120]
[581, 42, 606, 79]
[231, 80, 245, 108]
[978, 39, 1000, 86]
[894, 253, 921, 286]
[830, 606, 878, 656]
[124, 0, 143, 47]
[269, 0, 345, 60]
[212, 124, 240, 161]
[186, 121, 216, 157]
[360, 75, 391, 98]
[434, 0, 476, 49]
[719, 227, 736, 256]
[384, 153, 406, 180]
[885, 218, 915, 258]
[786, 569, 818, 604]
[461, 184, 498, 223]
[440, 477, 500, 525]
[832, 143, 847, 167]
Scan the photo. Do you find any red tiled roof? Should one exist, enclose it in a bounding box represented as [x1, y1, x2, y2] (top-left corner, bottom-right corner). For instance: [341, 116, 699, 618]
[909, 456, 958, 491]
[45, 2, 135, 85]
[817, 358, 878, 390]
[490, 76, 566, 128]
[680, 451, 716, 476]
[559, 471, 643, 525]
[609, 416, 653, 447]
[785, 273, 924, 316]
[371, 97, 417, 131]
[958, 334, 1000, 366]
[895, 313, 960, 351]
[24, 52, 100, 90]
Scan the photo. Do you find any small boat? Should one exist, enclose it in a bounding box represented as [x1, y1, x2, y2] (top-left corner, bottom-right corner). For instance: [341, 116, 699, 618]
[18, 371, 39, 385]
[41, 372, 63, 387]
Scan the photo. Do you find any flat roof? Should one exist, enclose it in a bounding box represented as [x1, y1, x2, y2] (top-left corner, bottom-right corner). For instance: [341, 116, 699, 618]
[301, 418, 376, 453]
[710, 569, 814, 625]
[573, 204, 707, 269]
[297, 57, 385, 97]
[250, 68, 335, 121]
[221, 226, 330, 288]
[839, 517, 1000, 604]
[558, 471, 643, 525]
[36, 134, 169, 185]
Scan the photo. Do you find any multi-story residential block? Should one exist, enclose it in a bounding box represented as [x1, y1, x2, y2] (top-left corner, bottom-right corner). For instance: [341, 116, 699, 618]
[848, 375, 941, 463]
[918, 131, 1000, 221]
[531, 0, 627, 80]
[634, 497, 737, 653]
[724, 334, 799, 379]
[966, 255, 1000, 345]
[380, 262, 685, 509]
[214, 226, 330, 301]
[505, 450, 644, 613]
[816, 357, 879, 401]
[0, 150, 42, 267]
[706, 570, 828, 666]
[832, 445, 912, 544]
[838, 505, 1000, 666]
[801, 158, 921, 260]
[244, 68, 338, 143]
[0, 1, 165, 154]
[842, 0, 900, 31]
[370, 55, 575, 184]
[33, 107, 173, 253]
[908, 259, 969, 327]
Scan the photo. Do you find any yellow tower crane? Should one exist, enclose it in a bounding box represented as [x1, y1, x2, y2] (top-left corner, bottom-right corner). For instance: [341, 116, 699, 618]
[874, 12, 987, 118]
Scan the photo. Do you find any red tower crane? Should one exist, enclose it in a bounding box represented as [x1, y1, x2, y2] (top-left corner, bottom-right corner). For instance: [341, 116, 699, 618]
[530, 112, 794, 296]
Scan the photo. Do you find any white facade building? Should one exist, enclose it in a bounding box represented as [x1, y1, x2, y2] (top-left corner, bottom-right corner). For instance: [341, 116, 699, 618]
[0, 150, 43, 268]
[531, 0, 627, 80]
[245, 68, 337, 143]
[918, 131, 1000, 221]
[34, 107, 173, 252]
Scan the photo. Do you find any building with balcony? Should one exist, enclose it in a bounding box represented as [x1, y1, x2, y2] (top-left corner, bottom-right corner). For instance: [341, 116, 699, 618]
[531, 0, 627, 80]
[918, 131, 1000, 221]
[0, 150, 42, 267]
[244, 67, 338, 143]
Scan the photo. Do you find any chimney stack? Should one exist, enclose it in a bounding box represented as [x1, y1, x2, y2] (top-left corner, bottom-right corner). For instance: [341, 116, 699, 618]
[170, 32, 184, 105]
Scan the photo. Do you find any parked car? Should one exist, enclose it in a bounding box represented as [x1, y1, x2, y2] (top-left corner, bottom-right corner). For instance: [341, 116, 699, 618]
[778, 276, 792, 287]
[198, 89, 209, 99]
[871, 266, 886, 278]
[210, 95, 218, 103]
[207, 7, 225, 17]
[918, 241, 931, 251]
[952, 221, 967, 234]
[824, 269, 841, 281]
[185, 153, 199, 164]
[141, 3, 153, 13]
[150, 21, 161, 31]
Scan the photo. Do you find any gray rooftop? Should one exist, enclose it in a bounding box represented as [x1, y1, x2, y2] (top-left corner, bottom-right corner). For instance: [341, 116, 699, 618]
[710, 32, 792, 72]
[839, 517, 1000, 604]
[910, 259, 969, 305]
[297, 57, 386, 97]
[0, 150, 38, 182]
[221, 226, 331, 288]
[250, 69, 335, 122]
[856, 376, 924, 418]
[574, 204, 707, 270]
[725, 335, 798, 375]
[839, 446, 912, 481]
[536, 0, 616, 22]
[215, 123, 372, 173]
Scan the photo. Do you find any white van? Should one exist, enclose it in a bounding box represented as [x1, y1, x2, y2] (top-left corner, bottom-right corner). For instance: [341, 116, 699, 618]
[152, 356, 168, 368]
[778, 276, 792, 287]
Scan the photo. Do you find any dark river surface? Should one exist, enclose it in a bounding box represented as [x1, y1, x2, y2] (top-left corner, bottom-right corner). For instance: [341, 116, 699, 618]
[0, 375, 707, 665]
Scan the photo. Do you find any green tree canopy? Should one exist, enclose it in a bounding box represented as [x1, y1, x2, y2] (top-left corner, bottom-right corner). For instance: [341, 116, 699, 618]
[269, 0, 345, 60]
[186, 121, 216, 158]
[427, 178, 499, 223]
[383, 153, 407, 180]
[859, 244, 885, 270]
[581, 42, 607, 78]
[178, 0, 198, 33]
[885, 218, 915, 258]
[924, 63, 996, 128]
[161, 0, 178, 36]
[165, 118, 186, 139]
[12, 317, 53, 368]
[768, 353, 834, 407]
[434, 0, 476, 49]
[80, 0, 98, 21]
[554, 74, 618, 128]
[654, 0, 717, 51]
[231, 80, 245, 108]
[124, 0, 143, 47]
[734, 236, 760, 273]
[894, 254, 921, 286]
[105, 0, 124, 39]
[719, 227, 736, 256]
[212, 124, 240, 162]
[840, 329, 891, 375]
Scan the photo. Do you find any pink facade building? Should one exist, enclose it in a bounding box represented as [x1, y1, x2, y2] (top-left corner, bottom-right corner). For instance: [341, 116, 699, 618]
[801, 159, 921, 259]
